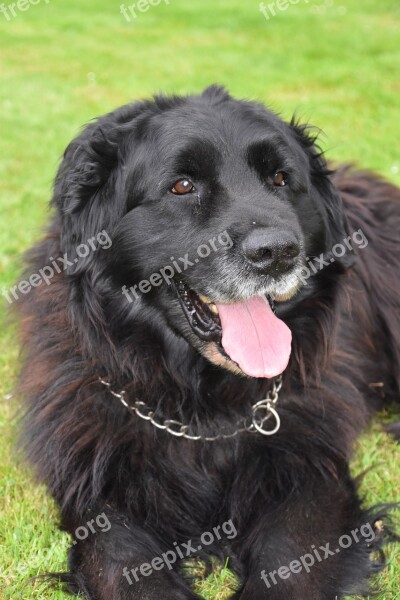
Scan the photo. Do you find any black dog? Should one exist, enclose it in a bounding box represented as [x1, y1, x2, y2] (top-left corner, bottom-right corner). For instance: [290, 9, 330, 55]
[17, 86, 400, 599]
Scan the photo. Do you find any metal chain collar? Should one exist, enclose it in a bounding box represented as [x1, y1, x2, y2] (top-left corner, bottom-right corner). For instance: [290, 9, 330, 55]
[99, 375, 283, 441]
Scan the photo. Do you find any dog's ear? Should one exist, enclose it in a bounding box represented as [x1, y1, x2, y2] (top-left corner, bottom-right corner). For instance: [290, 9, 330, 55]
[52, 116, 122, 275]
[52, 99, 156, 275]
[52, 114, 128, 275]
[290, 120, 355, 269]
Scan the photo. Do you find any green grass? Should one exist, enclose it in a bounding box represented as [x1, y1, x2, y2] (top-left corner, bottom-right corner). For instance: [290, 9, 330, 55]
[0, 0, 399, 597]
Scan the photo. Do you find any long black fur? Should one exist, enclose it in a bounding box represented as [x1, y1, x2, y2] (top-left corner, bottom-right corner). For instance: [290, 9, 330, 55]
[16, 86, 399, 599]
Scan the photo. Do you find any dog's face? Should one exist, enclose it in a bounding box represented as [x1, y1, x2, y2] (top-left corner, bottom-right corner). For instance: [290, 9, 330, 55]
[56, 86, 353, 379]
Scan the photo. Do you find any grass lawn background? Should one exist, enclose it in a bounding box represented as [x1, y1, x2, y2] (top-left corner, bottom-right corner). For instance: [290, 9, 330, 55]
[0, 0, 399, 597]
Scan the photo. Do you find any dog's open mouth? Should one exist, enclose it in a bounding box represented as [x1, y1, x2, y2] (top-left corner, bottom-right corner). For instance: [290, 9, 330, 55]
[175, 279, 223, 342]
[175, 279, 292, 379]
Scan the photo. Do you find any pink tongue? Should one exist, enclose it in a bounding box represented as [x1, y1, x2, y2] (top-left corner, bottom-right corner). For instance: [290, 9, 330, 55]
[216, 296, 292, 378]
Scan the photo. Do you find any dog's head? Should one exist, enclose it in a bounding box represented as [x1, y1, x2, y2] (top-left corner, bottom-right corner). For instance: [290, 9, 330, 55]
[54, 86, 354, 379]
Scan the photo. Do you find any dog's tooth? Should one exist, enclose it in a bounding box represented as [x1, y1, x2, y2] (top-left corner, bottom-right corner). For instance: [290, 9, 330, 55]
[209, 303, 219, 315]
[199, 294, 212, 304]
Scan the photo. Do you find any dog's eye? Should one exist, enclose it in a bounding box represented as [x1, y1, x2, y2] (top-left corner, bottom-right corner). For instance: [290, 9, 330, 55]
[273, 171, 288, 187]
[171, 179, 195, 195]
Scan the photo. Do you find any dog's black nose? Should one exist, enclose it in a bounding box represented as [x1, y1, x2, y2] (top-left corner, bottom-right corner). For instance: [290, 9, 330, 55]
[241, 228, 300, 273]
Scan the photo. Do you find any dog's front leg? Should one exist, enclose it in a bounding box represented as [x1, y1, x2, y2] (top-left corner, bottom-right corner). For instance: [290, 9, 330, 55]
[62, 508, 201, 600]
[230, 468, 388, 599]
